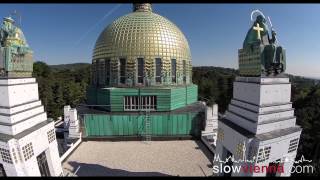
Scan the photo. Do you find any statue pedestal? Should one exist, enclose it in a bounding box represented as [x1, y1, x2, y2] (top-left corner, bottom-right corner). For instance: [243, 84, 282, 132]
[214, 76, 302, 177]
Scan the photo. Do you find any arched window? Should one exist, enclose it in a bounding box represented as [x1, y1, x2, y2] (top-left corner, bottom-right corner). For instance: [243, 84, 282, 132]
[105, 59, 111, 85]
[155, 58, 162, 83]
[183, 60, 187, 83]
[98, 59, 105, 86]
[171, 59, 176, 83]
[137, 58, 144, 84]
[119, 58, 126, 84]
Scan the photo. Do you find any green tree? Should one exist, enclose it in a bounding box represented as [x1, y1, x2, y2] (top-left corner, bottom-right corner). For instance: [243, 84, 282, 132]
[33, 61, 91, 120]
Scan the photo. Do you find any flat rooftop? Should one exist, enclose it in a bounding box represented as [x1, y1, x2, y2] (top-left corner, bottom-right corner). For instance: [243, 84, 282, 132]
[62, 140, 214, 176]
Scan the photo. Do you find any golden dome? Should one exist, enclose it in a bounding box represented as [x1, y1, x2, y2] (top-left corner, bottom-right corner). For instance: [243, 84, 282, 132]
[92, 3, 192, 87]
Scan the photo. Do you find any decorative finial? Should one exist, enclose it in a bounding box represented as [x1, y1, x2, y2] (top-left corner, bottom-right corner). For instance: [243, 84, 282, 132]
[3, 16, 15, 24]
[11, 10, 22, 27]
[133, 3, 152, 12]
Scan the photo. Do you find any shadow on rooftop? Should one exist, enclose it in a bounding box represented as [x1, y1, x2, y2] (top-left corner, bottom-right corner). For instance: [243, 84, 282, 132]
[66, 161, 172, 176]
[194, 140, 215, 163]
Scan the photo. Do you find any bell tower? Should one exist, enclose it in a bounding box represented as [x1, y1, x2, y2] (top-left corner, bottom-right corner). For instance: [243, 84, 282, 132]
[0, 15, 63, 176]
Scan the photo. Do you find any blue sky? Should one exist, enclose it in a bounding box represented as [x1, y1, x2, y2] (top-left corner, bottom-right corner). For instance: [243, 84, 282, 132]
[0, 3, 319, 78]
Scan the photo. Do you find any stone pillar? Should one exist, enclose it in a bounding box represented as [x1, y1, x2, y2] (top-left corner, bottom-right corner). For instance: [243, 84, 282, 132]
[63, 106, 80, 139]
[204, 104, 218, 132]
[201, 103, 219, 155]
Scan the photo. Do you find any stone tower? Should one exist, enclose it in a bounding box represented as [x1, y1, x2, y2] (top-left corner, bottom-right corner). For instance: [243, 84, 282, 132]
[214, 11, 302, 177]
[0, 16, 62, 176]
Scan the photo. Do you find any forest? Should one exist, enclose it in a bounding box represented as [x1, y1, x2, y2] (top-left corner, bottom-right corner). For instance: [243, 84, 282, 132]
[33, 61, 319, 175]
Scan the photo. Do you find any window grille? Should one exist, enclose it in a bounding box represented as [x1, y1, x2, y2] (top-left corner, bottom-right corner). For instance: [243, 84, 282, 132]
[11, 148, 18, 164]
[0, 148, 13, 164]
[22, 143, 34, 161]
[47, 129, 56, 143]
[124, 96, 157, 111]
[257, 146, 271, 163]
[288, 138, 299, 153]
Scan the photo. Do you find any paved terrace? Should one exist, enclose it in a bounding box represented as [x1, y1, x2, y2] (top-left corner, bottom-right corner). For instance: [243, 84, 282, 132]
[62, 140, 214, 176]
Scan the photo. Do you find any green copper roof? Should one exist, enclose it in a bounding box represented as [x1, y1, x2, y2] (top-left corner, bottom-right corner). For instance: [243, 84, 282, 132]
[0, 15, 33, 77]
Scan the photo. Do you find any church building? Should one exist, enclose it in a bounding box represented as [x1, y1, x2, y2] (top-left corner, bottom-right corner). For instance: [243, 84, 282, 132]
[71, 3, 207, 139]
[0, 4, 303, 177]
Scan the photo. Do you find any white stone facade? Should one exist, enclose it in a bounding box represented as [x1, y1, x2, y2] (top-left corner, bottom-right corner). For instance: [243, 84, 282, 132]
[214, 77, 302, 177]
[0, 78, 63, 176]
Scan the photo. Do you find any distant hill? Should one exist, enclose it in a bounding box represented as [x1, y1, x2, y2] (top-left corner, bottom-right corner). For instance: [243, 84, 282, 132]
[286, 74, 319, 87]
[49, 63, 91, 71]
[193, 66, 238, 76]
[196, 66, 318, 84]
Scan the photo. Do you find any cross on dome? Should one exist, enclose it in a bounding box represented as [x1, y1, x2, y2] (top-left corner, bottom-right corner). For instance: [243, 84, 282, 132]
[253, 23, 264, 40]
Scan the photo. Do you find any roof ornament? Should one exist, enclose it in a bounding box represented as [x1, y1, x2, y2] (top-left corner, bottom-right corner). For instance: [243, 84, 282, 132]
[3, 16, 14, 24]
[0, 12, 33, 77]
[133, 3, 152, 12]
[250, 9, 265, 22]
[10, 10, 22, 28]
[253, 23, 264, 40]
[241, 10, 286, 77]
[251, 9, 275, 40]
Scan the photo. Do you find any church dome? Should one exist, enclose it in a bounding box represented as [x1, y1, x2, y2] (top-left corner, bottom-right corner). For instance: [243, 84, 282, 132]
[2, 17, 30, 48]
[92, 3, 192, 87]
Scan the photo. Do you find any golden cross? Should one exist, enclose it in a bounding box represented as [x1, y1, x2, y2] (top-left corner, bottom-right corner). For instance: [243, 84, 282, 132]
[253, 23, 264, 40]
